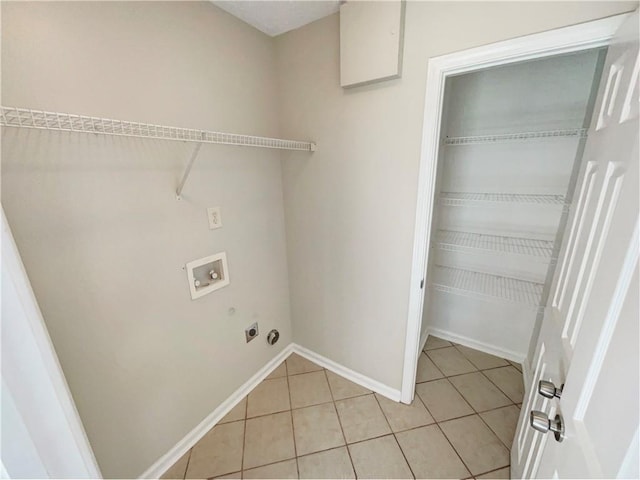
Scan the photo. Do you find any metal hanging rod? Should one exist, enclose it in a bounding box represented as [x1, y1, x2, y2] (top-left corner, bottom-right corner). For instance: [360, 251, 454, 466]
[0, 106, 316, 199]
[443, 128, 588, 146]
[0, 106, 316, 152]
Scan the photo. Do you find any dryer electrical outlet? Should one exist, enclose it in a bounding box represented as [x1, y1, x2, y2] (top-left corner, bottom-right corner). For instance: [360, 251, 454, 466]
[207, 207, 222, 229]
[185, 252, 230, 300]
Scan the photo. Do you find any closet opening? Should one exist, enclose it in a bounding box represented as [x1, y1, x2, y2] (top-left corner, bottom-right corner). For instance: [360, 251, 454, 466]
[401, 15, 624, 405]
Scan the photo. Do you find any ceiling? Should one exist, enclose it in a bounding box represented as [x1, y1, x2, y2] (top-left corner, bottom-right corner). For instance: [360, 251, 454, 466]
[212, 1, 340, 37]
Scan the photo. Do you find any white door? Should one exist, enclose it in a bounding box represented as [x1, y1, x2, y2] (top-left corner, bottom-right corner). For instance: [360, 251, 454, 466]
[1, 209, 102, 478]
[512, 11, 639, 479]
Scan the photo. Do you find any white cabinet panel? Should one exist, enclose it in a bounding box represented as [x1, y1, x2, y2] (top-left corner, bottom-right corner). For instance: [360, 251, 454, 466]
[339, 0, 404, 88]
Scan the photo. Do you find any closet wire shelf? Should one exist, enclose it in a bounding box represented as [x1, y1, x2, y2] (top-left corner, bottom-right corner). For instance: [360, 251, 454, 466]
[0, 106, 316, 152]
[431, 265, 544, 309]
[435, 230, 554, 259]
[439, 192, 567, 207]
[443, 128, 588, 146]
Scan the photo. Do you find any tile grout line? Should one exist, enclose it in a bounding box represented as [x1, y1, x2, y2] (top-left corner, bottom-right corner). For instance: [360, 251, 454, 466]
[434, 420, 475, 478]
[189, 343, 519, 480]
[240, 388, 248, 479]
[180, 448, 193, 480]
[440, 362, 516, 459]
[441, 361, 515, 474]
[480, 367, 524, 404]
[418, 349, 446, 381]
[411, 384, 439, 426]
[446, 371, 514, 413]
[371, 393, 416, 479]
[419, 341, 518, 475]
[283, 357, 301, 479]
[473, 381, 522, 451]
[416, 366, 521, 410]
[323, 368, 358, 479]
[476, 465, 511, 478]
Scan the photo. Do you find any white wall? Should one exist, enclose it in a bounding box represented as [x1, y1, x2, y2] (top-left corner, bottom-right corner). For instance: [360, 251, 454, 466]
[275, 1, 637, 390]
[1, 2, 292, 478]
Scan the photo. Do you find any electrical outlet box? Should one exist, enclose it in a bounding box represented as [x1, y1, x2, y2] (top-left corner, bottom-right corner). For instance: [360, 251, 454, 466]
[207, 207, 222, 229]
[185, 252, 230, 300]
[245, 322, 259, 343]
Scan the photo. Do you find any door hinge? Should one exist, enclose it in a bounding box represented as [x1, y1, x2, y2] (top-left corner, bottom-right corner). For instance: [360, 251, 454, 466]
[420, 279, 425, 289]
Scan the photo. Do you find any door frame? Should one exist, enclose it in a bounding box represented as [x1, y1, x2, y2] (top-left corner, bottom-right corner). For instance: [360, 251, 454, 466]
[401, 13, 631, 404]
[2, 208, 102, 478]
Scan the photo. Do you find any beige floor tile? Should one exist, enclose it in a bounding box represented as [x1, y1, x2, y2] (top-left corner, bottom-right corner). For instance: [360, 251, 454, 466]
[375, 393, 434, 432]
[477, 466, 511, 479]
[286, 353, 323, 375]
[266, 362, 287, 379]
[415, 379, 474, 422]
[289, 371, 333, 409]
[213, 472, 241, 479]
[161, 450, 190, 479]
[292, 402, 345, 455]
[484, 367, 524, 403]
[427, 347, 477, 376]
[416, 352, 444, 382]
[456, 345, 510, 370]
[243, 412, 295, 470]
[424, 336, 453, 350]
[219, 397, 246, 424]
[185, 421, 244, 479]
[396, 424, 470, 479]
[326, 370, 371, 400]
[348, 435, 412, 479]
[509, 360, 523, 372]
[449, 372, 511, 412]
[440, 415, 509, 475]
[335, 394, 391, 443]
[247, 377, 290, 418]
[298, 447, 355, 479]
[243, 459, 298, 479]
[480, 405, 521, 448]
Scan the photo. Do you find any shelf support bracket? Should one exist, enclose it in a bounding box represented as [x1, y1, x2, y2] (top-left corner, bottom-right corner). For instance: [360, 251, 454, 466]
[176, 141, 204, 200]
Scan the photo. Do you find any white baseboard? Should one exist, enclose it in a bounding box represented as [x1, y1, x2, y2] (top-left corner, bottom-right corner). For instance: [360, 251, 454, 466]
[419, 329, 429, 353]
[426, 327, 526, 364]
[139, 343, 294, 479]
[140, 342, 402, 478]
[292, 343, 401, 402]
[521, 358, 532, 398]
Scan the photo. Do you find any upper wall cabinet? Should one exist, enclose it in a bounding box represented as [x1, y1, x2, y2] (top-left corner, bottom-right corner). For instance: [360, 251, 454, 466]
[340, 0, 405, 88]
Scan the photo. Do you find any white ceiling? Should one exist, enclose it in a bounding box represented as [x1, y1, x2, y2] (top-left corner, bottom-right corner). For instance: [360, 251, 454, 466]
[212, 1, 340, 37]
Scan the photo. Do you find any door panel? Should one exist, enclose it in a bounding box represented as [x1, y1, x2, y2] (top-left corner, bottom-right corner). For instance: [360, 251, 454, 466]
[513, 10, 639, 479]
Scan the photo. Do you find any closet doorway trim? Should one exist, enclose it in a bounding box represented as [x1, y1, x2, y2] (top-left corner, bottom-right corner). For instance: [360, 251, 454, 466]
[401, 12, 630, 404]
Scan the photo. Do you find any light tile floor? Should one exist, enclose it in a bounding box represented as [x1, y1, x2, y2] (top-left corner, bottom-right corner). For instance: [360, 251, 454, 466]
[161, 337, 523, 479]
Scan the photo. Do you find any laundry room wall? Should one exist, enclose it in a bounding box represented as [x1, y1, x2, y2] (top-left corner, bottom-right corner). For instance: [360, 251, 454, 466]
[1, 2, 292, 478]
[275, 1, 637, 391]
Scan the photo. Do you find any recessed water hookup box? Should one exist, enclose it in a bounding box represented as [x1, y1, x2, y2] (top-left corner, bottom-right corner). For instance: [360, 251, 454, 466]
[186, 252, 230, 300]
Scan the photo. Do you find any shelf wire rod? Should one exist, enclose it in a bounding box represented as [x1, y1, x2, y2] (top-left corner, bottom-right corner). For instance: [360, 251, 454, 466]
[176, 140, 204, 200]
[0, 106, 316, 152]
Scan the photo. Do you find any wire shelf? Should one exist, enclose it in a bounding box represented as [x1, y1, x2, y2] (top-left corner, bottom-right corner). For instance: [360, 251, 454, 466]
[435, 230, 554, 258]
[0, 106, 316, 152]
[443, 128, 588, 146]
[439, 192, 566, 207]
[431, 265, 544, 308]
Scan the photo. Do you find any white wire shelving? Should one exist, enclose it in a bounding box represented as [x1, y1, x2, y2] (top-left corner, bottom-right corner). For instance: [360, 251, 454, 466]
[443, 128, 588, 146]
[439, 192, 567, 208]
[0, 106, 316, 198]
[430, 265, 544, 309]
[0, 106, 316, 151]
[434, 230, 554, 259]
